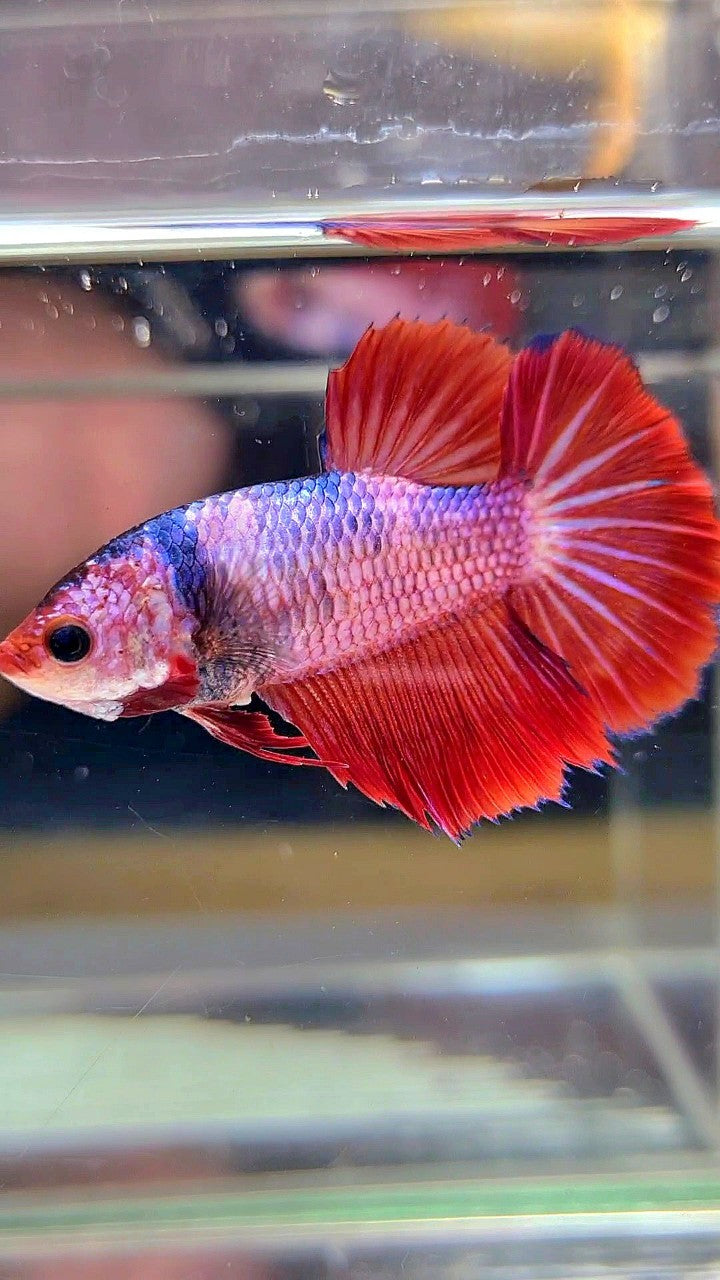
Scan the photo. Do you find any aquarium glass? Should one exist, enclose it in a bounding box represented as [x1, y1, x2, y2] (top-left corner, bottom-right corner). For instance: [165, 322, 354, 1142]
[0, 2, 719, 1278]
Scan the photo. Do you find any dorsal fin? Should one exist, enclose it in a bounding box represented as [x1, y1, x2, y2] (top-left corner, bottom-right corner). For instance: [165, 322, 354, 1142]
[322, 318, 512, 486]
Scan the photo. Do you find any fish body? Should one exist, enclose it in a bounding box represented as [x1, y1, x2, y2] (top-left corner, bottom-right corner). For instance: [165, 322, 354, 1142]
[1, 319, 718, 838]
[147, 471, 526, 691]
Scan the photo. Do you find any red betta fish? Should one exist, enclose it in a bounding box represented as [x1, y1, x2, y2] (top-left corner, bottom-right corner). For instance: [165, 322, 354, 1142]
[1, 319, 718, 839]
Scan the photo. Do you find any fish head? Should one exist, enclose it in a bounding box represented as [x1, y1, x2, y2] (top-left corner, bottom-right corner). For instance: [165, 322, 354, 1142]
[0, 539, 200, 720]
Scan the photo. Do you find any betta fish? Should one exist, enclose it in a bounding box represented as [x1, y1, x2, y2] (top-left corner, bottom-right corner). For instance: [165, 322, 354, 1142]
[1, 319, 718, 840]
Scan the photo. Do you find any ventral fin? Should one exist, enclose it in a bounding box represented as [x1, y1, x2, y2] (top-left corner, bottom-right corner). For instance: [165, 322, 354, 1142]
[182, 703, 327, 768]
[322, 317, 512, 486]
[262, 601, 611, 841]
[119, 655, 199, 717]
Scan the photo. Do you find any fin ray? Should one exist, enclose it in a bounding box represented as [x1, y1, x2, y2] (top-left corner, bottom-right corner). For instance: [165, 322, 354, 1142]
[320, 216, 696, 254]
[500, 330, 720, 733]
[262, 602, 610, 840]
[182, 703, 326, 768]
[323, 317, 511, 486]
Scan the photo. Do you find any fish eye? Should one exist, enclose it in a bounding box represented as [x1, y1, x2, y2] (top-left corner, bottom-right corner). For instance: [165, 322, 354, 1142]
[45, 621, 92, 665]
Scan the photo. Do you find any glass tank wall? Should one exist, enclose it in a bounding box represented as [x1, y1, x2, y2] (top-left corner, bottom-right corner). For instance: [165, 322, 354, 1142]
[0, 2, 719, 1278]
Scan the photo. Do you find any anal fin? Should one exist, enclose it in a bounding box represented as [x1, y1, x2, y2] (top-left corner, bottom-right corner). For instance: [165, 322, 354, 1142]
[262, 601, 611, 840]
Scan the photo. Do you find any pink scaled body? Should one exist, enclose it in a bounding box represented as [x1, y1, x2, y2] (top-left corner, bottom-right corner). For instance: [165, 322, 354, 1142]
[189, 473, 529, 693]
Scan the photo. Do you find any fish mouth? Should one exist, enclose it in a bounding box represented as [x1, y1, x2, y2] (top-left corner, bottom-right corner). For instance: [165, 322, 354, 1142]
[0, 638, 37, 682]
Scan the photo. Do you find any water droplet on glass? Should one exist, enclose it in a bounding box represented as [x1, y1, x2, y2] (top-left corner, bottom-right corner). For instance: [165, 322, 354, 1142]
[654, 284, 668, 299]
[235, 399, 260, 427]
[63, 51, 88, 82]
[680, 267, 693, 283]
[571, 292, 584, 308]
[214, 317, 229, 338]
[653, 304, 670, 323]
[509, 289, 522, 305]
[390, 266, 401, 276]
[62, 44, 111, 84]
[115, 276, 128, 294]
[45, 303, 59, 320]
[323, 68, 363, 106]
[482, 272, 492, 287]
[132, 316, 152, 347]
[354, 120, 383, 144]
[95, 74, 127, 107]
[79, 270, 93, 291]
[610, 284, 623, 300]
[73, 765, 90, 783]
[111, 315, 125, 332]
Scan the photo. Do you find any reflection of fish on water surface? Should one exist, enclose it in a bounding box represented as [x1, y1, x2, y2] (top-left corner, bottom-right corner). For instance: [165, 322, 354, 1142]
[0, 318, 718, 840]
[320, 210, 697, 253]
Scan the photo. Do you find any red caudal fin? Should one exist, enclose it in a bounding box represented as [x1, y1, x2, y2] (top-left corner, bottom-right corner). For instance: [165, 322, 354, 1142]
[499, 331, 720, 734]
[182, 704, 330, 769]
[320, 214, 695, 254]
[322, 318, 511, 486]
[262, 601, 610, 842]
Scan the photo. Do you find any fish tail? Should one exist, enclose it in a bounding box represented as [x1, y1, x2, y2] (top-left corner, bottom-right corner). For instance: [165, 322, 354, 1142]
[499, 330, 720, 733]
